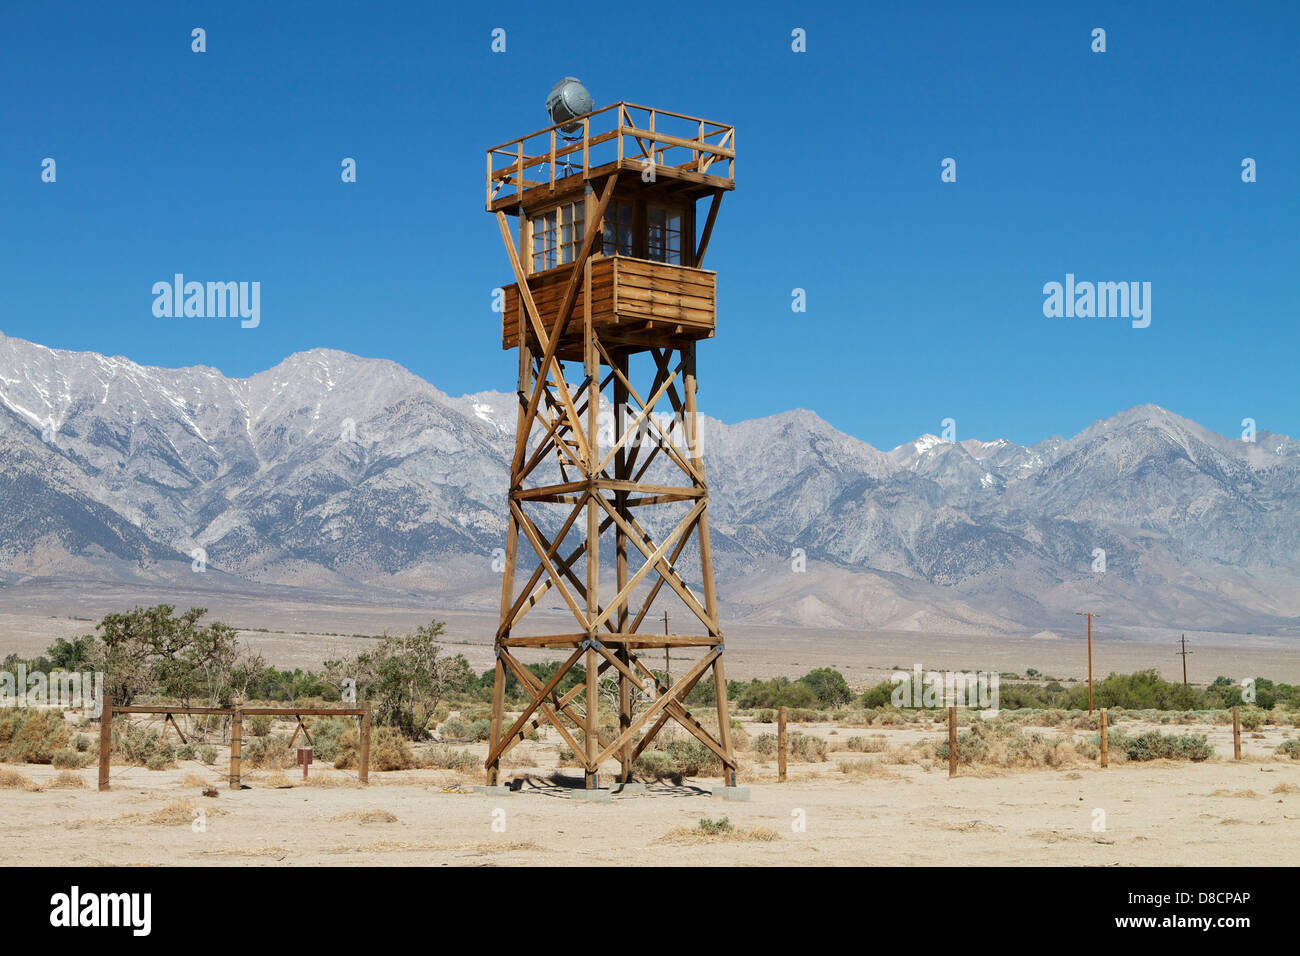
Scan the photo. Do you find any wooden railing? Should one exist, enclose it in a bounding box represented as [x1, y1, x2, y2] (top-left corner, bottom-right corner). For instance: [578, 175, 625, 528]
[487, 102, 735, 209]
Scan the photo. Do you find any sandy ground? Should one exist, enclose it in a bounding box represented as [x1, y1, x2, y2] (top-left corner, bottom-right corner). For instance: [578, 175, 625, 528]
[3, 718, 1297, 867]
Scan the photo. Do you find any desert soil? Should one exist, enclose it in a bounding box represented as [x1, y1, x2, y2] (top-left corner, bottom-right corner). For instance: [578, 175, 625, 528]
[3, 719, 1297, 867]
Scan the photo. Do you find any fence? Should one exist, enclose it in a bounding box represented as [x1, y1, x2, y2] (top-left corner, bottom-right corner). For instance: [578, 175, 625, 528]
[96, 697, 372, 791]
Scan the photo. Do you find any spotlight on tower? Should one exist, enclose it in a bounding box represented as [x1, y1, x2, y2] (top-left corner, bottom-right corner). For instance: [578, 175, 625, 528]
[545, 77, 593, 135]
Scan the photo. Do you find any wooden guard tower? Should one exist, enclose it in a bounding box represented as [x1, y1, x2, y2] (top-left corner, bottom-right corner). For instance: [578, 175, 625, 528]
[483, 101, 738, 789]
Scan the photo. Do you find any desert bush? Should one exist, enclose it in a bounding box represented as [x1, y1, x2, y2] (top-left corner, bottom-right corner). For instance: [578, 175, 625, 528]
[145, 753, 174, 771]
[322, 620, 474, 739]
[1109, 729, 1212, 762]
[177, 744, 196, 761]
[51, 749, 90, 769]
[846, 735, 886, 753]
[112, 721, 175, 766]
[334, 726, 414, 771]
[1276, 739, 1300, 760]
[198, 745, 218, 765]
[697, 816, 734, 835]
[73, 733, 91, 753]
[756, 709, 776, 724]
[933, 732, 990, 765]
[242, 733, 293, 770]
[247, 715, 273, 737]
[787, 732, 828, 762]
[0, 708, 72, 763]
[421, 744, 479, 772]
[751, 733, 776, 758]
[308, 717, 348, 762]
[1239, 708, 1265, 731]
[633, 750, 678, 777]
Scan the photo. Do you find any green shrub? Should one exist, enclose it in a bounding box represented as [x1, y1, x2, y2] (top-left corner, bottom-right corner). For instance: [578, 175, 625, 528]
[751, 733, 776, 757]
[247, 715, 274, 737]
[756, 709, 776, 724]
[73, 733, 91, 753]
[198, 745, 218, 765]
[145, 753, 174, 771]
[307, 717, 348, 762]
[242, 733, 293, 770]
[0, 708, 72, 763]
[788, 732, 827, 762]
[1111, 729, 1212, 762]
[632, 750, 678, 778]
[697, 816, 734, 835]
[334, 726, 414, 771]
[421, 744, 479, 772]
[440, 717, 491, 742]
[1239, 708, 1265, 731]
[1276, 739, 1300, 760]
[934, 732, 989, 765]
[177, 744, 196, 761]
[112, 721, 174, 766]
[51, 748, 89, 769]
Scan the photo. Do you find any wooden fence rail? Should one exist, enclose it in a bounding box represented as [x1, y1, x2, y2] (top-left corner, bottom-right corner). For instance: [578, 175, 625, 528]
[96, 698, 371, 791]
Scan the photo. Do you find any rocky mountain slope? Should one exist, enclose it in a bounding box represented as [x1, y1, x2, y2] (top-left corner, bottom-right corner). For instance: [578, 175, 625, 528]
[1, 330, 1297, 637]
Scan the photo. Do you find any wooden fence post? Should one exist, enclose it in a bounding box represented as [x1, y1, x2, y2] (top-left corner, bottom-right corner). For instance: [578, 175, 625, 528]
[1233, 706, 1241, 760]
[948, 705, 957, 777]
[777, 706, 787, 782]
[230, 697, 243, 790]
[359, 701, 371, 785]
[97, 695, 113, 792]
[1099, 708, 1108, 768]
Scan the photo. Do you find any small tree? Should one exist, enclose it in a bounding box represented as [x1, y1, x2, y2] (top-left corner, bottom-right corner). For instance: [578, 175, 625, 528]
[90, 605, 263, 706]
[325, 621, 472, 739]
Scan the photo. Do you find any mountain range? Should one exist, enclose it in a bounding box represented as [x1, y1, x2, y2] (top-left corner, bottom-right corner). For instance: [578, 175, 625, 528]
[1, 330, 1297, 639]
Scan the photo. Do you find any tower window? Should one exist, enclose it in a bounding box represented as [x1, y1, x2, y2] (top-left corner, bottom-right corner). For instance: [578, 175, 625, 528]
[602, 202, 634, 256]
[531, 200, 585, 272]
[647, 205, 682, 264]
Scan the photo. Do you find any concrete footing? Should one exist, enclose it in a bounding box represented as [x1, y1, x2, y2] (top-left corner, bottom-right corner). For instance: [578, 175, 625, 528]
[613, 782, 647, 795]
[471, 785, 514, 796]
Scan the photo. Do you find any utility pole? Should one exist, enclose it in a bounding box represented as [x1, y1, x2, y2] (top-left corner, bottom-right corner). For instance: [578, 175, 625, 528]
[1076, 611, 1099, 713]
[1178, 633, 1192, 687]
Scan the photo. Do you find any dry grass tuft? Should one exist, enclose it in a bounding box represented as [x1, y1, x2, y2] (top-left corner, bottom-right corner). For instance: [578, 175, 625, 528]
[329, 809, 398, 824]
[299, 773, 367, 788]
[48, 771, 86, 789]
[1210, 789, 1259, 799]
[659, 824, 779, 844]
[0, 768, 37, 790]
[837, 758, 901, 780]
[1272, 782, 1299, 795]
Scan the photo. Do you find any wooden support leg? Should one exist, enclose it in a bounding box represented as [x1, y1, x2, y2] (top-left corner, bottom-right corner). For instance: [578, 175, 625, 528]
[97, 696, 113, 792]
[712, 652, 735, 786]
[487, 654, 505, 785]
[584, 642, 599, 789]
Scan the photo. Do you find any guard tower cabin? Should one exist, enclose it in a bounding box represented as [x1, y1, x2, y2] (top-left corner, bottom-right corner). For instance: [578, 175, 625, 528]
[487, 103, 734, 360]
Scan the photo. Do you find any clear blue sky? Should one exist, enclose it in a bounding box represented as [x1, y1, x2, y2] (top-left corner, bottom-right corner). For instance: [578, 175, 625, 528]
[2, 1, 1297, 450]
